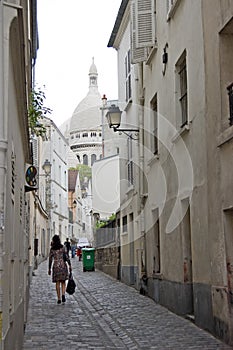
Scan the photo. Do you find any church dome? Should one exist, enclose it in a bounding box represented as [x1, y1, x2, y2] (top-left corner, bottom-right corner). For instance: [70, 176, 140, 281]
[70, 58, 102, 132]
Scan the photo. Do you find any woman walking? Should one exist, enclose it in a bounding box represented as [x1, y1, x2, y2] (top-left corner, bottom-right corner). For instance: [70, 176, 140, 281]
[48, 234, 72, 304]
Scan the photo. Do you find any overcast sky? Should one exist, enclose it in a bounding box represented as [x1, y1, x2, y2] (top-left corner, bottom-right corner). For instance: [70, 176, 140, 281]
[35, 0, 122, 127]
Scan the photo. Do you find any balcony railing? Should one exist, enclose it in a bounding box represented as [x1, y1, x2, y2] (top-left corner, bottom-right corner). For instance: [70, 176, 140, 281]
[227, 82, 233, 126]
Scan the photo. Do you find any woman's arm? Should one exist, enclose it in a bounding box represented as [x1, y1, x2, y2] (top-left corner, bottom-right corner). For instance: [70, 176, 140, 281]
[48, 250, 53, 275]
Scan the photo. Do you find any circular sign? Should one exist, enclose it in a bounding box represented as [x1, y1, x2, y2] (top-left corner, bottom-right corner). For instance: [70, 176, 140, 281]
[25, 166, 37, 187]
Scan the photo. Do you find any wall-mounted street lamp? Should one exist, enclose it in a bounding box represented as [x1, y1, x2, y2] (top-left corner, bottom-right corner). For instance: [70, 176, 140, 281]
[106, 105, 139, 140]
[42, 159, 51, 175]
[42, 159, 52, 213]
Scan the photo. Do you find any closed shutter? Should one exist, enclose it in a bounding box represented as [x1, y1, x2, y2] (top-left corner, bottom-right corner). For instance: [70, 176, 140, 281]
[135, 0, 155, 48]
[130, 0, 148, 64]
[32, 137, 38, 167]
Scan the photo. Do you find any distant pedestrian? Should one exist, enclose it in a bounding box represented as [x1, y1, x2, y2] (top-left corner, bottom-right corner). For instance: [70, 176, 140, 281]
[64, 237, 71, 256]
[48, 234, 72, 304]
[71, 241, 76, 258]
[77, 247, 82, 261]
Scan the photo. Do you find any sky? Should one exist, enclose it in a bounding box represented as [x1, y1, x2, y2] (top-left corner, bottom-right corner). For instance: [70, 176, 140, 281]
[35, 0, 122, 127]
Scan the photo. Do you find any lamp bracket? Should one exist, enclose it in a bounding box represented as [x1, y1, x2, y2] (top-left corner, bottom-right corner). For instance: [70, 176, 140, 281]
[113, 127, 139, 140]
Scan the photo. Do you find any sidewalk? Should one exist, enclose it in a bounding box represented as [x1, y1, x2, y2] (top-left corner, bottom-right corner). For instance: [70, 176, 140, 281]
[23, 258, 232, 350]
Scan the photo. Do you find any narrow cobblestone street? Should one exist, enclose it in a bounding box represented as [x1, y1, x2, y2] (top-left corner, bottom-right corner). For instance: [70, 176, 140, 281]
[23, 258, 232, 350]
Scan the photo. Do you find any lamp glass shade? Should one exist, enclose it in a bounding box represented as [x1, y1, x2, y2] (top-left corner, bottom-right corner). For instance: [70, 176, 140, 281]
[106, 105, 122, 128]
[42, 159, 51, 175]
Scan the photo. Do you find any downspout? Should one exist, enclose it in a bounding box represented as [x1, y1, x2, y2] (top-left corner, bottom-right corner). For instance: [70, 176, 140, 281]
[138, 62, 147, 280]
[0, 2, 7, 347]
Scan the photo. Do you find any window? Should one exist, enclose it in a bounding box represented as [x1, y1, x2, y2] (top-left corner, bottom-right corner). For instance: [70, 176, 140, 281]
[91, 154, 96, 165]
[150, 94, 158, 155]
[176, 52, 188, 128]
[82, 133, 88, 138]
[123, 215, 128, 233]
[83, 154, 88, 165]
[153, 218, 160, 274]
[125, 50, 132, 102]
[11, 151, 15, 198]
[224, 210, 233, 305]
[227, 83, 233, 126]
[127, 138, 134, 186]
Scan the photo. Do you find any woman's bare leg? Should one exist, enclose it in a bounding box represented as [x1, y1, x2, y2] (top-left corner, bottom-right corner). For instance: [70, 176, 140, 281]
[56, 281, 61, 301]
[61, 281, 66, 296]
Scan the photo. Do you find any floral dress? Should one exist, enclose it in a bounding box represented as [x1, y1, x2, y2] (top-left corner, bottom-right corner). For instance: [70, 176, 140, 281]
[49, 247, 69, 283]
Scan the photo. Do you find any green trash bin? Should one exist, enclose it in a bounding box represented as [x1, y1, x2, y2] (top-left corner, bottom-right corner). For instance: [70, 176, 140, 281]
[82, 248, 95, 272]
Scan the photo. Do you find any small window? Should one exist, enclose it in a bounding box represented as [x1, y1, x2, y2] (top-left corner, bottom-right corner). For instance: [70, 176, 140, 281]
[91, 154, 96, 165]
[176, 52, 188, 128]
[127, 138, 134, 186]
[11, 152, 15, 198]
[123, 215, 128, 233]
[125, 50, 132, 102]
[227, 83, 233, 126]
[83, 154, 88, 165]
[150, 94, 158, 155]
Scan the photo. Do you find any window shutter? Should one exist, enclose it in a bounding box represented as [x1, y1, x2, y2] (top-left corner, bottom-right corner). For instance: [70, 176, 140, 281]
[135, 0, 155, 48]
[130, 0, 148, 64]
[32, 138, 38, 167]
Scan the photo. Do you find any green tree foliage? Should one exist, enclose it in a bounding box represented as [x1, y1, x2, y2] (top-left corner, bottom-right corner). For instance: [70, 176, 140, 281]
[69, 164, 92, 183]
[28, 87, 52, 136]
[95, 214, 116, 229]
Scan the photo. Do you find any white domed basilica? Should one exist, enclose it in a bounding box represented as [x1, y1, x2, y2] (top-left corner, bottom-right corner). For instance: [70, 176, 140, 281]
[68, 58, 103, 167]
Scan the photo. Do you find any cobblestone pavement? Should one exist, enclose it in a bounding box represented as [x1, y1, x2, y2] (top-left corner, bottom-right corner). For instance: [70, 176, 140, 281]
[23, 258, 232, 350]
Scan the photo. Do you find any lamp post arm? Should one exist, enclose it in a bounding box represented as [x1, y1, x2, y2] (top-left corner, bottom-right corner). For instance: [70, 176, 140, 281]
[112, 127, 139, 140]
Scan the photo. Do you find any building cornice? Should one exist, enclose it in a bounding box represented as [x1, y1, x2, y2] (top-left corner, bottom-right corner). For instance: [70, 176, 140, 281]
[108, 0, 129, 49]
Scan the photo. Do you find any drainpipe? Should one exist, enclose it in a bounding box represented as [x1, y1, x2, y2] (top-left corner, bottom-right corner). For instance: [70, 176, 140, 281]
[0, 2, 7, 348]
[138, 62, 147, 280]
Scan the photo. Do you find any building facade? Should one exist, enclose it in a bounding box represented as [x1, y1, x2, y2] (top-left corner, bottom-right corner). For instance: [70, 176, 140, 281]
[68, 169, 83, 240]
[40, 117, 69, 244]
[0, 1, 38, 348]
[108, 0, 233, 345]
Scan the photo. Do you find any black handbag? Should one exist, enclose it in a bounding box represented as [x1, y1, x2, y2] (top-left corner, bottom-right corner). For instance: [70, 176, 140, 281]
[66, 273, 76, 295]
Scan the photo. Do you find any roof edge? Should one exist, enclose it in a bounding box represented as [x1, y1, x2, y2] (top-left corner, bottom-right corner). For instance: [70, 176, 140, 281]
[107, 0, 129, 48]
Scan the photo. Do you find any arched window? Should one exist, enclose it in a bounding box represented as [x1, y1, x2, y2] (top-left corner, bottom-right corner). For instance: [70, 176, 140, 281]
[91, 154, 97, 166]
[83, 154, 88, 165]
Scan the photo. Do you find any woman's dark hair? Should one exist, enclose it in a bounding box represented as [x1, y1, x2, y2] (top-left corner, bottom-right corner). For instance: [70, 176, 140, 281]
[51, 234, 63, 250]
